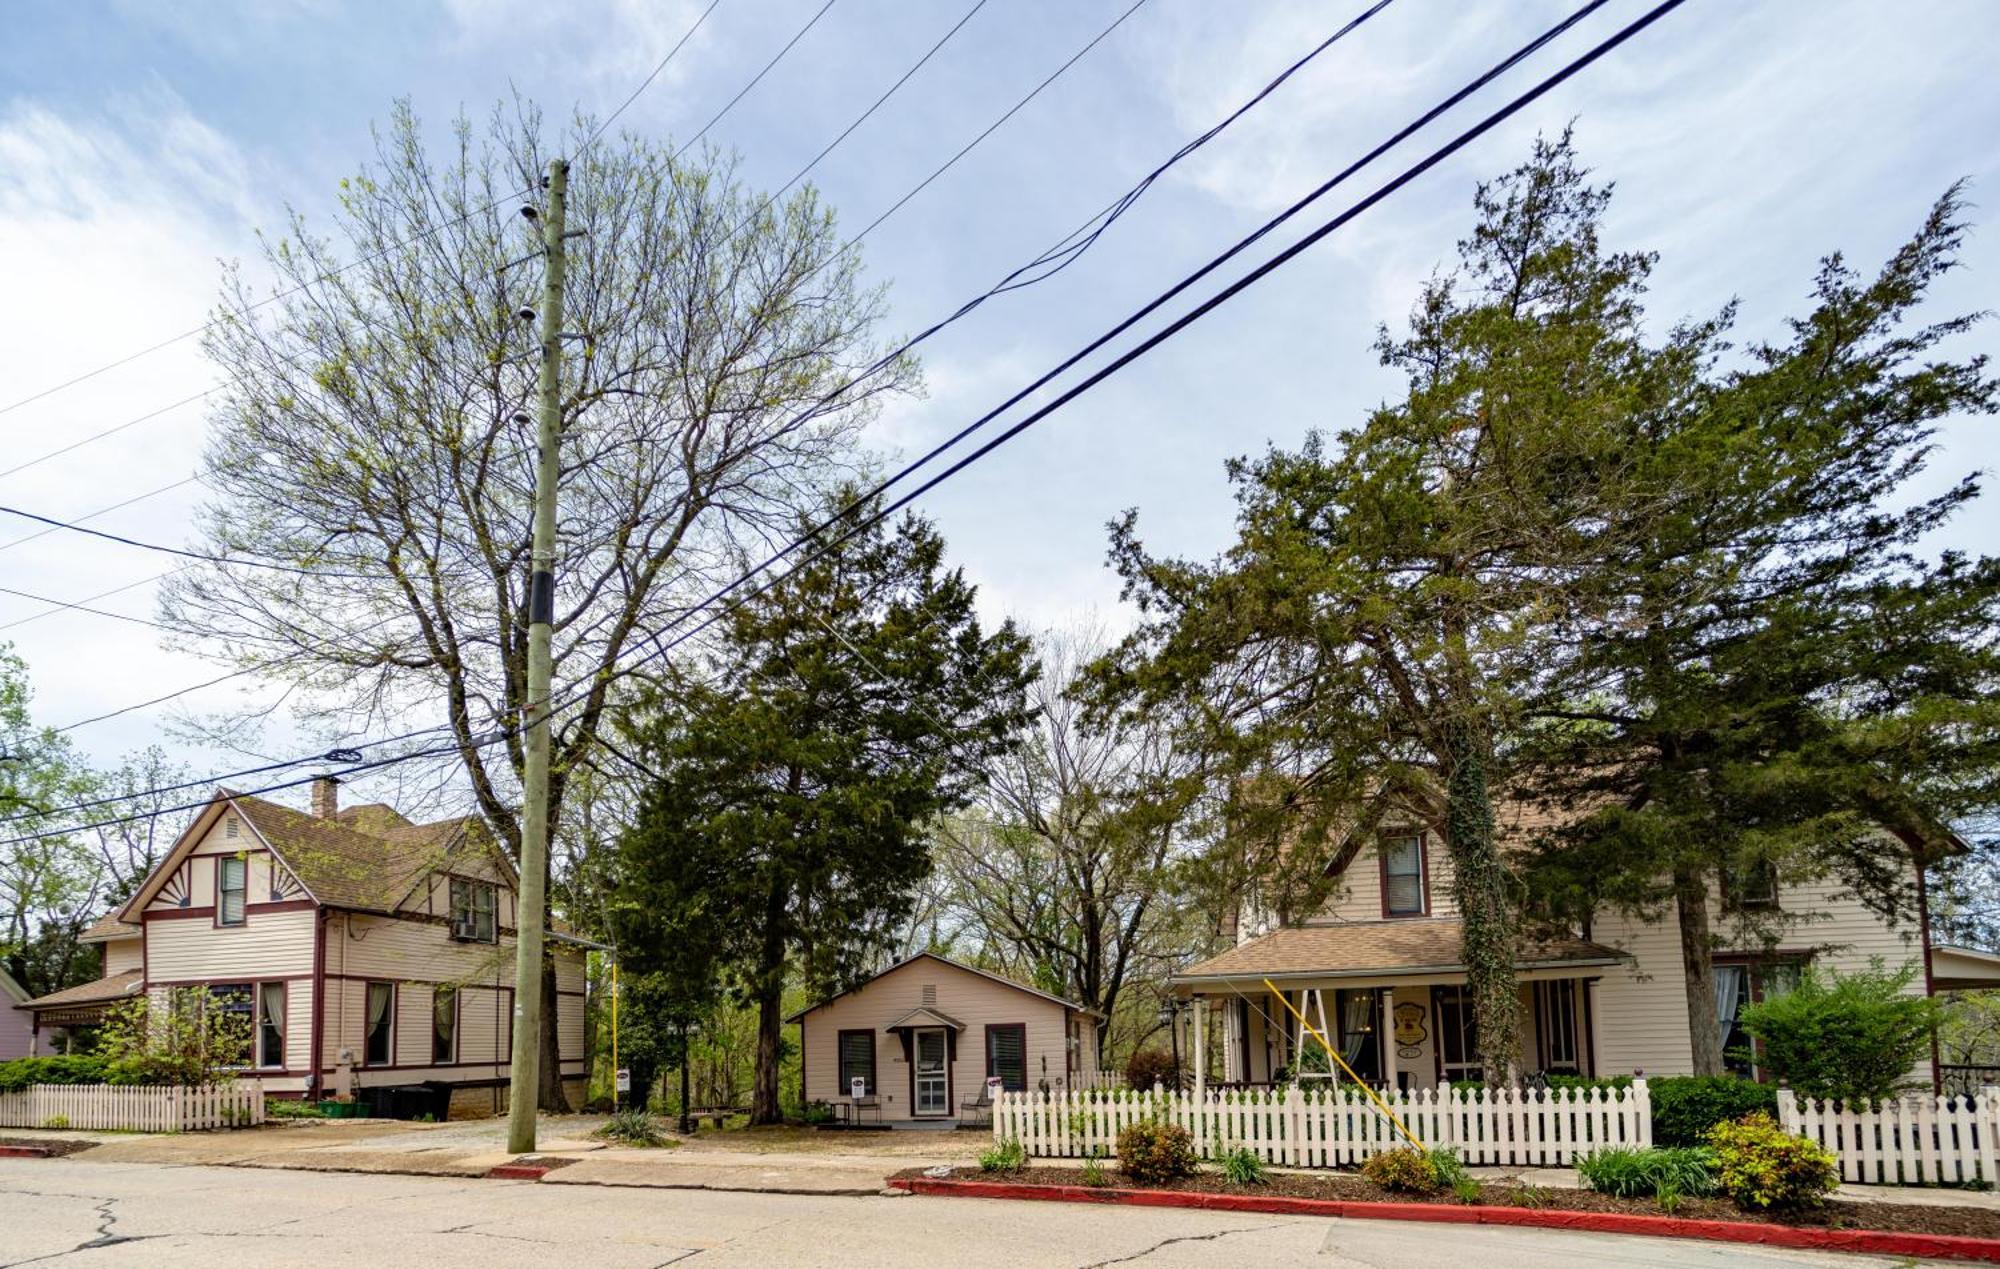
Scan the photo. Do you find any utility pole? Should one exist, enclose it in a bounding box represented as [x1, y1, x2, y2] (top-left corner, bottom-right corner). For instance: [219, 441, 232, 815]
[507, 156, 568, 1155]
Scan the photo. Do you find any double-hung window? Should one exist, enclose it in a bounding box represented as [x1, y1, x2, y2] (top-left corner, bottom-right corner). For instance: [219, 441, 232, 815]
[257, 982, 286, 1069]
[1381, 835, 1426, 917]
[449, 879, 498, 943]
[432, 986, 457, 1064]
[365, 982, 395, 1066]
[837, 1029, 875, 1097]
[986, 1023, 1027, 1093]
[208, 983, 254, 1065]
[218, 856, 247, 926]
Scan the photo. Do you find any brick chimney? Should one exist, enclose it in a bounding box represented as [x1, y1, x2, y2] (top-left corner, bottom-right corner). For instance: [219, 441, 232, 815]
[311, 774, 340, 820]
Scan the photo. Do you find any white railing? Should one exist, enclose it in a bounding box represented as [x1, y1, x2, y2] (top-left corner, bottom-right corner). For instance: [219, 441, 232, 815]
[996, 1080, 1650, 1167]
[1778, 1086, 2000, 1186]
[0, 1082, 265, 1132]
[1066, 1072, 1128, 1091]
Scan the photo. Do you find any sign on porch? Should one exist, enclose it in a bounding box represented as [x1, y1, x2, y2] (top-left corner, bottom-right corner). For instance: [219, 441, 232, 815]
[1392, 1002, 1427, 1057]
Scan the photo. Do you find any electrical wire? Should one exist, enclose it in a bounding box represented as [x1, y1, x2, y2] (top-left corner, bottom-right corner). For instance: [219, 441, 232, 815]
[579, 0, 726, 152]
[674, 0, 839, 159]
[0, 504, 374, 578]
[0, 0, 1687, 845]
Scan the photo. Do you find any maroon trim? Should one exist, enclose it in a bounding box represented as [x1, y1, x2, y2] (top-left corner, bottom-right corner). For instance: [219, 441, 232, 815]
[310, 910, 326, 1099]
[337, 1059, 585, 1074]
[836, 1028, 877, 1096]
[432, 983, 461, 1065]
[888, 1179, 2000, 1263]
[320, 971, 583, 998]
[144, 974, 313, 987]
[145, 906, 218, 921]
[1378, 833, 1429, 919]
[906, 1025, 953, 1118]
[363, 980, 396, 1067]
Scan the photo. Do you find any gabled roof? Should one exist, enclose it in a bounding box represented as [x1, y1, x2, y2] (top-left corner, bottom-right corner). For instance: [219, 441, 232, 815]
[886, 1005, 966, 1031]
[0, 965, 28, 1006]
[787, 951, 1095, 1023]
[119, 789, 508, 921]
[79, 912, 139, 943]
[17, 968, 145, 1011]
[1175, 919, 1627, 984]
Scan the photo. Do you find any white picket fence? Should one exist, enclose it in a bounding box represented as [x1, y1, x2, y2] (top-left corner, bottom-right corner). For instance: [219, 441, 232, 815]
[996, 1080, 1651, 1168]
[1778, 1086, 2000, 1186]
[0, 1082, 265, 1132]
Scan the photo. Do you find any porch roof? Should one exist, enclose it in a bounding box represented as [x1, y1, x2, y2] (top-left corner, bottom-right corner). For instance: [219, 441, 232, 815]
[1173, 919, 1626, 986]
[15, 968, 144, 1012]
[885, 1006, 965, 1031]
[1933, 944, 2000, 992]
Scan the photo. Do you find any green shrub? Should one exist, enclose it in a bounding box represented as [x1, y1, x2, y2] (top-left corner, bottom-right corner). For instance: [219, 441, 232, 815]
[1508, 1183, 1552, 1209]
[1220, 1147, 1268, 1186]
[1360, 1147, 1443, 1194]
[801, 1100, 835, 1126]
[979, 1137, 1027, 1174]
[265, 1100, 328, 1119]
[1706, 1112, 1838, 1210]
[1115, 1121, 1197, 1184]
[1451, 1175, 1484, 1203]
[1576, 1146, 1718, 1199]
[595, 1108, 672, 1148]
[1124, 1047, 1182, 1092]
[1737, 961, 1942, 1104]
[0, 1055, 110, 1094]
[1543, 1075, 1632, 1093]
[1647, 1076, 1777, 1147]
[42, 1114, 69, 1129]
[1080, 1154, 1109, 1187]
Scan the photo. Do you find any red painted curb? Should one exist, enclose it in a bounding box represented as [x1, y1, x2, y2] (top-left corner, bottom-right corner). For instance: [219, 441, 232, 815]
[484, 1164, 550, 1181]
[890, 1177, 2000, 1263]
[0, 1146, 51, 1159]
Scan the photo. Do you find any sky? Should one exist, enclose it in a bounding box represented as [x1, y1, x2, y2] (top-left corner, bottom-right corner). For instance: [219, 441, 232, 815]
[1, 0, 1996, 796]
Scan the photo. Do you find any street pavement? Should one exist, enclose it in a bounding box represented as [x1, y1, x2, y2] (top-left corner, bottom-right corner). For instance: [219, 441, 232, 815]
[0, 1157, 1951, 1268]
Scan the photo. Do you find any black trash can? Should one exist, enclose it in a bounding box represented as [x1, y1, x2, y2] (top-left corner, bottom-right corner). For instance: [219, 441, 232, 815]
[420, 1081, 455, 1122]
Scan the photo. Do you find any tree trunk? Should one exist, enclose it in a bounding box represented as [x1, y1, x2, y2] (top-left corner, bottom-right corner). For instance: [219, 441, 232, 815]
[1445, 722, 1520, 1086]
[1674, 861, 1726, 1076]
[750, 877, 788, 1125]
[538, 955, 570, 1112]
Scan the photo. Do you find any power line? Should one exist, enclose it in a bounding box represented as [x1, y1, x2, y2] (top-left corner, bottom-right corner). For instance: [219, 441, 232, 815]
[0, 569, 176, 633]
[0, 0, 722, 425]
[0, 504, 374, 578]
[0, 388, 222, 482]
[674, 0, 839, 160]
[0, 0, 1682, 843]
[0, 476, 202, 555]
[580, 0, 726, 152]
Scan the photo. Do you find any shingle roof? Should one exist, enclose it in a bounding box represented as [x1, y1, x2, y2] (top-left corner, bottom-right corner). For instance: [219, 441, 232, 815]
[17, 969, 145, 1011]
[1176, 919, 1626, 983]
[227, 792, 490, 914]
[79, 912, 139, 943]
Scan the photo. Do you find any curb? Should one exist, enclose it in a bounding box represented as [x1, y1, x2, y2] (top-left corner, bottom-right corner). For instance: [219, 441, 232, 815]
[889, 1177, 2000, 1264]
[0, 1146, 52, 1159]
[485, 1163, 553, 1181]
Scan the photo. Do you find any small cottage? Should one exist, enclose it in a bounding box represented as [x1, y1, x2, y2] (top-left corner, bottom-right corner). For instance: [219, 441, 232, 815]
[791, 952, 1101, 1125]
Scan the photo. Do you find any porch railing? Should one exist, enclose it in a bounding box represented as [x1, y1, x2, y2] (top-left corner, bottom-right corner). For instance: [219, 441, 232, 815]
[0, 1081, 265, 1133]
[995, 1080, 1649, 1167]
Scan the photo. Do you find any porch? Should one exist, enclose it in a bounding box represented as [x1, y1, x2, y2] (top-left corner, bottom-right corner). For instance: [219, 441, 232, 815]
[1173, 919, 1628, 1092]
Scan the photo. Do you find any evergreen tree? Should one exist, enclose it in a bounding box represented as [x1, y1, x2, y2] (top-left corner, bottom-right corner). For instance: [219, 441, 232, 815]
[613, 499, 1034, 1122]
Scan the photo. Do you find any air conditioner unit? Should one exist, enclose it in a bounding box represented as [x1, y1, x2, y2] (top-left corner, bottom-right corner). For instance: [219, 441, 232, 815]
[449, 918, 480, 942]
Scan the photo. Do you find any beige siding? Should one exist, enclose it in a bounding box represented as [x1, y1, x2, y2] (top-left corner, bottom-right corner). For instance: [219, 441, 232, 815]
[146, 908, 315, 982]
[1311, 834, 1457, 924]
[1590, 865, 1928, 1079]
[799, 957, 1079, 1119]
[100, 937, 141, 976]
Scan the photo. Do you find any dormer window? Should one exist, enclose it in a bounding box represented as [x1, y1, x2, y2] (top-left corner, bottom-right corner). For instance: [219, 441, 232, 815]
[1380, 834, 1426, 917]
[449, 878, 498, 943]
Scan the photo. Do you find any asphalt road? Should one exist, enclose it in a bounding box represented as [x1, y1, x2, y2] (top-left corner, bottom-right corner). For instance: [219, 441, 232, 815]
[0, 1158, 1940, 1268]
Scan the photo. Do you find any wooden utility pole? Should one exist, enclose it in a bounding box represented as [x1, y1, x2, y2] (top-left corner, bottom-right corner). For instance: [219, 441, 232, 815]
[507, 156, 568, 1155]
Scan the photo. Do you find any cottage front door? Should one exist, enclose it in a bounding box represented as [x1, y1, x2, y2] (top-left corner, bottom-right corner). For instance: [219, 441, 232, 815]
[914, 1028, 948, 1116]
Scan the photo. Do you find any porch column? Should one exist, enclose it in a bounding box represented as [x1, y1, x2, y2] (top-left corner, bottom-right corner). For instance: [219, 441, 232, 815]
[1193, 997, 1206, 1095]
[1379, 986, 1394, 1088]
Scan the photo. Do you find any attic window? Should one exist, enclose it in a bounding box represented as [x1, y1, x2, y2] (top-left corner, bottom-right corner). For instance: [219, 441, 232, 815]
[224, 816, 239, 840]
[449, 878, 498, 943]
[1381, 835, 1426, 917]
[921, 984, 937, 1007]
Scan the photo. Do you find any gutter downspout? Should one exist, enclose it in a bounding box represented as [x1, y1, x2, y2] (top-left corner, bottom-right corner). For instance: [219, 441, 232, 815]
[309, 907, 327, 1101]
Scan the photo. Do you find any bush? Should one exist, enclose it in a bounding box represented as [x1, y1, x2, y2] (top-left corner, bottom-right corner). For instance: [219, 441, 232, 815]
[100, 988, 254, 1088]
[1576, 1146, 1718, 1199]
[1360, 1147, 1443, 1194]
[266, 1100, 329, 1120]
[1220, 1146, 1267, 1186]
[979, 1137, 1027, 1174]
[801, 1100, 835, 1126]
[1080, 1154, 1109, 1187]
[1543, 1075, 1633, 1093]
[1124, 1047, 1182, 1092]
[1115, 1121, 1197, 1184]
[1648, 1076, 1777, 1147]
[1737, 961, 1942, 1104]
[595, 1108, 672, 1148]
[1706, 1113, 1838, 1210]
[0, 1055, 110, 1094]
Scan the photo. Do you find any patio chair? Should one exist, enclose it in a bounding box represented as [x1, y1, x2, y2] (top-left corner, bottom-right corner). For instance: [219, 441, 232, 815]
[959, 1088, 993, 1126]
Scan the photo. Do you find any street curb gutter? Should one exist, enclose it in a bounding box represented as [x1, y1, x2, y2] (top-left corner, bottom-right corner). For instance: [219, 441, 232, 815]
[485, 1163, 553, 1180]
[0, 1146, 51, 1159]
[889, 1177, 2000, 1264]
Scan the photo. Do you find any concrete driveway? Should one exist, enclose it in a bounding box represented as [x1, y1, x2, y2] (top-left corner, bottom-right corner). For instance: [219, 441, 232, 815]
[0, 1157, 1941, 1268]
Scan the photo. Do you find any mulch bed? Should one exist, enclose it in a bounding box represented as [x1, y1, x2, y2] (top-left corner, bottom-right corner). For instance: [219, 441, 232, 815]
[0, 1135, 96, 1158]
[897, 1166, 2000, 1241]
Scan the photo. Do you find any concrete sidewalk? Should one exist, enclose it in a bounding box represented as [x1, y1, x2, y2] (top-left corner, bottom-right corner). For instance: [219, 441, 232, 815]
[2, 1114, 975, 1195]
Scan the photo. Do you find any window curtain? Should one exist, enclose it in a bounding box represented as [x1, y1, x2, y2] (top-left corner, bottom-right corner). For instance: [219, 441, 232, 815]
[1340, 993, 1371, 1064]
[1713, 966, 1746, 1048]
[259, 983, 285, 1068]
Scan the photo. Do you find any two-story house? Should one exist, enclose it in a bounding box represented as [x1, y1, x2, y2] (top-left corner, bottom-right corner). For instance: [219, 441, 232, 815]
[14, 777, 592, 1117]
[1173, 798, 2000, 1093]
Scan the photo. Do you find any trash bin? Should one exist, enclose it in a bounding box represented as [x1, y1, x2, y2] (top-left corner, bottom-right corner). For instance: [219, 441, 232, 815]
[420, 1081, 455, 1122]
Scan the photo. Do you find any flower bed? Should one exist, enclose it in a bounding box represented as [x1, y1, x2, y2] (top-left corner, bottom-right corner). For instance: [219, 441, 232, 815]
[897, 1165, 2000, 1243]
